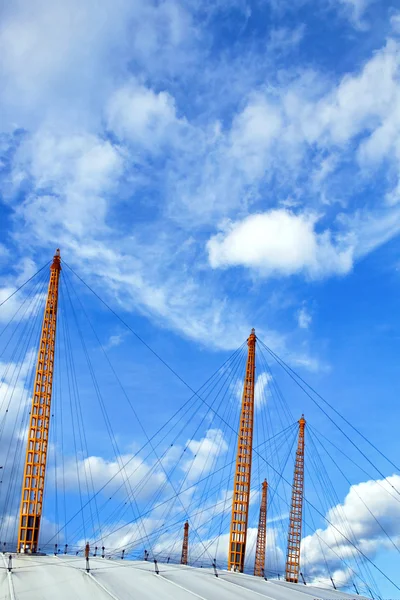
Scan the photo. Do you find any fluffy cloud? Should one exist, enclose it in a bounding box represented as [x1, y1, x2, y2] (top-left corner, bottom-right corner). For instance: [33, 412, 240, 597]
[334, 0, 374, 28]
[183, 428, 228, 482]
[207, 210, 354, 279]
[57, 453, 166, 501]
[254, 372, 272, 409]
[302, 474, 400, 585]
[297, 305, 312, 329]
[107, 82, 182, 149]
[1, 1, 400, 361]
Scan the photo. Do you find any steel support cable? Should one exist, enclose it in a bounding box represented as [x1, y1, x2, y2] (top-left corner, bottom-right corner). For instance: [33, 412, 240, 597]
[63, 262, 303, 547]
[148, 430, 296, 568]
[302, 461, 337, 583]
[253, 472, 383, 594]
[0, 261, 51, 312]
[61, 274, 117, 547]
[244, 425, 298, 573]
[0, 316, 44, 544]
[0, 277, 47, 448]
[78, 346, 247, 551]
[61, 279, 98, 541]
[71, 312, 396, 597]
[190, 352, 244, 528]
[59, 282, 87, 541]
[84, 426, 297, 555]
[0, 269, 49, 416]
[309, 426, 400, 556]
[258, 345, 294, 566]
[61, 297, 248, 548]
[76, 404, 295, 552]
[0, 278, 48, 533]
[55, 284, 247, 548]
[62, 283, 101, 541]
[306, 433, 381, 597]
[150, 376, 245, 564]
[306, 431, 380, 594]
[43, 341, 249, 550]
[136, 349, 247, 556]
[7, 323, 43, 546]
[309, 424, 400, 506]
[256, 345, 294, 542]
[258, 338, 400, 485]
[54, 307, 68, 544]
[63, 265, 300, 566]
[61, 263, 398, 587]
[203, 375, 244, 556]
[154, 345, 247, 553]
[0, 267, 49, 361]
[114, 353, 243, 563]
[251, 451, 393, 593]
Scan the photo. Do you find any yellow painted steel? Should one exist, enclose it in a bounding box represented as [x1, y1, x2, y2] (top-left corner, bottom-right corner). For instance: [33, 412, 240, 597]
[17, 250, 61, 553]
[285, 415, 306, 583]
[228, 328, 256, 572]
[254, 479, 268, 577]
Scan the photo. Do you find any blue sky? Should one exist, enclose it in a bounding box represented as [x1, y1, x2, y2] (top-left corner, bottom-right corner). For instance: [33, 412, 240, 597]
[1, 0, 400, 595]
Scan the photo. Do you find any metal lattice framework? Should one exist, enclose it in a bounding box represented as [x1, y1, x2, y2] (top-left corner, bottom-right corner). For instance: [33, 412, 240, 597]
[254, 479, 268, 577]
[181, 521, 189, 565]
[17, 250, 61, 553]
[285, 415, 306, 583]
[228, 328, 256, 572]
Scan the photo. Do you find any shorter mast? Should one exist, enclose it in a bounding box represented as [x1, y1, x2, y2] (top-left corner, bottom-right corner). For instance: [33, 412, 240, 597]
[254, 479, 268, 577]
[285, 415, 306, 583]
[180, 521, 189, 565]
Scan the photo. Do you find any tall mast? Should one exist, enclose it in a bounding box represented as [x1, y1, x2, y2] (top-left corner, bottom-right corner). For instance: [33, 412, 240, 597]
[285, 415, 306, 583]
[180, 520, 189, 565]
[17, 249, 61, 553]
[228, 328, 256, 572]
[254, 479, 268, 577]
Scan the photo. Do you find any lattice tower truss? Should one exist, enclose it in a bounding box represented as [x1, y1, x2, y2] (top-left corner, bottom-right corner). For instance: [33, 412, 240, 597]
[285, 415, 306, 583]
[181, 520, 189, 565]
[254, 479, 268, 577]
[228, 328, 256, 572]
[17, 250, 61, 553]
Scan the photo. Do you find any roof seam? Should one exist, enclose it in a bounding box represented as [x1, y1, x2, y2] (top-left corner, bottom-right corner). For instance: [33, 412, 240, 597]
[85, 571, 120, 600]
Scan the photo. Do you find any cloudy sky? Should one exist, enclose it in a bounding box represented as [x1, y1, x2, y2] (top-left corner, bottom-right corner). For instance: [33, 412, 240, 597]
[1, 0, 400, 596]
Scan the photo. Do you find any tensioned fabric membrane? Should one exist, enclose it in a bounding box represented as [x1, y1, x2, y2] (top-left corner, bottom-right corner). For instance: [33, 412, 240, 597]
[0, 554, 368, 600]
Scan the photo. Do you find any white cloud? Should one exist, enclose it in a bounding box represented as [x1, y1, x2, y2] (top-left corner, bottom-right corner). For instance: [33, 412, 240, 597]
[0, 0, 194, 130]
[297, 305, 312, 329]
[334, 0, 374, 29]
[57, 453, 165, 501]
[183, 428, 228, 482]
[207, 209, 354, 279]
[302, 474, 400, 583]
[107, 81, 182, 149]
[254, 372, 272, 409]
[10, 131, 124, 238]
[2, 1, 400, 362]
[391, 12, 400, 34]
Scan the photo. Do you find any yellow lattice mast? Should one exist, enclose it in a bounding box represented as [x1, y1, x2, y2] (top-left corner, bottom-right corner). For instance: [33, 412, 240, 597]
[17, 249, 61, 553]
[254, 478, 268, 577]
[228, 328, 256, 572]
[285, 415, 306, 582]
[180, 520, 189, 565]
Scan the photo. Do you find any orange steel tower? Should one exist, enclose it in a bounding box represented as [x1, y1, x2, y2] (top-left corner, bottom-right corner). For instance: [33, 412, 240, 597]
[17, 249, 61, 553]
[180, 520, 189, 565]
[285, 415, 306, 582]
[254, 479, 268, 577]
[228, 328, 256, 572]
